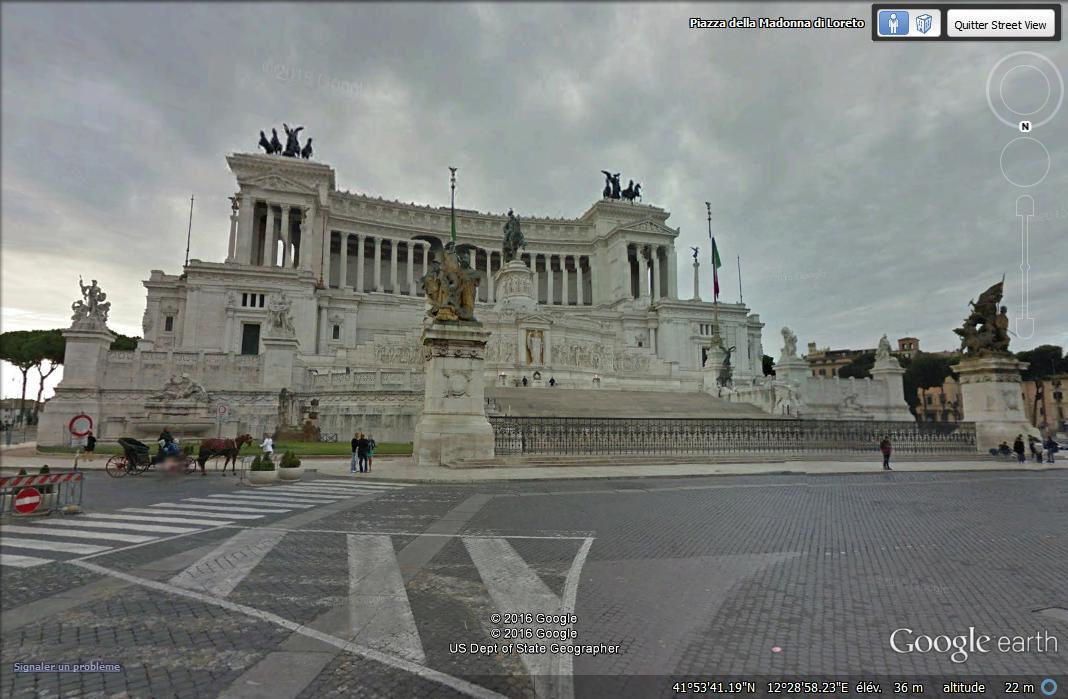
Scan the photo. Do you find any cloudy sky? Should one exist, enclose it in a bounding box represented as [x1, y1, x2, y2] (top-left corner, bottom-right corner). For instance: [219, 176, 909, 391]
[2, 2, 1066, 398]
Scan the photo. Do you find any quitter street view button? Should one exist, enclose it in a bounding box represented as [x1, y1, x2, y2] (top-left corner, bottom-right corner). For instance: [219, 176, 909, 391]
[948, 8, 1056, 38]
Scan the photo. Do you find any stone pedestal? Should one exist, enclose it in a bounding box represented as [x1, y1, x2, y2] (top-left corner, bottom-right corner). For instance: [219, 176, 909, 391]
[774, 355, 810, 384]
[413, 321, 495, 466]
[870, 355, 914, 422]
[38, 323, 116, 446]
[494, 260, 537, 313]
[701, 338, 728, 395]
[262, 336, 299, 389]
[956, 355, 1040, 451]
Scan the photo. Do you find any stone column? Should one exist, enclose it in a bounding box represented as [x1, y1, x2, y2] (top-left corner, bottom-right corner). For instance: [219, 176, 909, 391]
[625, 245, 635, 299]
[485, 251, 494, 302]
[390, 238, 399, 294]
[264, 205, 275, 267]
[412, 321, 495, 466]
[667, 248, 678, 300]
[692, 259, 701, 300]
[576, 257, 585, 306]
[226, 202, 239, 262]
[638, 247, 649, 300]
[421, 242, 429, 281]
[236, 194, 255, 264]
[407, 241, 416, 295]
[280, 206, 291, 267]
[563, 256, 573, 305]
[546, 254, 554, 305]
[317, 305, 329, 354]
[374, 237, 383, 292]
[651, 247, 661, 300]
[223, 308, 235, 353]
[356, 234, 365, 293]
[320, 222, 331, 286]
[339, 233, 349, 289]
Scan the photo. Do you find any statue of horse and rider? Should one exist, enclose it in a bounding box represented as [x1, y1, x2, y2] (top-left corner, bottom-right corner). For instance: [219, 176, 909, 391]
[954, 280, 1011, 356]
[600, 171, 642, 202]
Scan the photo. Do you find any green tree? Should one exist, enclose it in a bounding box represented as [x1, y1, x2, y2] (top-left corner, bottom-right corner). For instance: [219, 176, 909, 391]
[0, 331, 37, 424]
[837, 352, 875, 379]
[110, 334, 140, 351]
[1016, 344, 1064, 380]
[30, 330, 65, 419]
[762, 354, 775, 376]
[901, 352, 958, 416]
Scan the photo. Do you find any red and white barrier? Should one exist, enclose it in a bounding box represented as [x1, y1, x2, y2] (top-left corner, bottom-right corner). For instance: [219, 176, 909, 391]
[0, 472, 83, 488]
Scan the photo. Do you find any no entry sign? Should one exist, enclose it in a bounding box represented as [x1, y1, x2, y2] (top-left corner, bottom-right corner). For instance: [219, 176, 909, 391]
[68, 414, 93, 437]
[14, 486, 42, 514]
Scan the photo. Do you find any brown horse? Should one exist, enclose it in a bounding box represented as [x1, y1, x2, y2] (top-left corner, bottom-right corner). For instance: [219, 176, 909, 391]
[197, 434, 253, 474]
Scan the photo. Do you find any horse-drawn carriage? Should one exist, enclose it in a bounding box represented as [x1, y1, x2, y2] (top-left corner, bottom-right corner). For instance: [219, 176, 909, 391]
[107, 437, 197, 478]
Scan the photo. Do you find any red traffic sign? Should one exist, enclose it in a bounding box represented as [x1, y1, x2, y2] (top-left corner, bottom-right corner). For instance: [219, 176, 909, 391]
[14, 486, 42, 514]
[217, 405, 229, 417]
[68, 413, 93, 437]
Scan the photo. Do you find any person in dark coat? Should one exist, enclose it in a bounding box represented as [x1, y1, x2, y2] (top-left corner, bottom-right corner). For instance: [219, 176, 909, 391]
[879, 435, 892, 471]
[83, 430, 97, 462]
[355, 433, 371, 473]
[1012, 435, 1026, 463]
[350, 433, 360, 473]
[1044, 436, 1058, 464]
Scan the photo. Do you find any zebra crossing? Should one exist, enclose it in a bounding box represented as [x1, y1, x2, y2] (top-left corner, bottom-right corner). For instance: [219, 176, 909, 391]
[0, 479, 410, 569]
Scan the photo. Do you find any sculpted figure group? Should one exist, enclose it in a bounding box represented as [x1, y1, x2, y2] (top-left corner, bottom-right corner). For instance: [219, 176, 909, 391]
[418, 240, 481, 323]
[600, 171, 643, 202]
[954, 280, 1011, 355]
[71, 276, 111, 326]
[258, 123, 313, 159]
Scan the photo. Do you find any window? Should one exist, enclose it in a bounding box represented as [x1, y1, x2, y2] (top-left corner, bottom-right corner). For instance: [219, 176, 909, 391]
[241, 323, 261, 355]
[332, 324, 341, 340]
[241, 293, 265, 308]
[164, 316, 174, 332]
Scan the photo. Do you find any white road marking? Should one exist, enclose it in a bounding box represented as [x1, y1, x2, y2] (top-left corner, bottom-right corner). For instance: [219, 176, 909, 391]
[205, 493, 332, 505]
[125, 508, 264, 520]
[346, 534, 426, 664]
[170, 528, 287, 598]
[0, 537, 111, 555]
[0, 552, 54, 567]
[74, 560, 506, 699]
[235, 490, 340, 501]
[15, 519, 199, 534]
[0, 525, 156, 544]
[282, 486, 392, 496]
[308, 481, 406, 490]
[465, 537, 579, 699]
[83, 513, 236, 526]
[149, 503, 291, 514]
[181, 497, 309, 509]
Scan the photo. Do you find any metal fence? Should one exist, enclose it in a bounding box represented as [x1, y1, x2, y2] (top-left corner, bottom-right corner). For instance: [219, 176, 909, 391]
[489, 417, 977, 456]
[0, 471, 84, 517]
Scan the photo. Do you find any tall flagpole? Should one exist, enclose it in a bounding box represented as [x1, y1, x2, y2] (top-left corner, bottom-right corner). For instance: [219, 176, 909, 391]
[448, 167, 458, 245]
[737, 254, 743, 304]
[706, 201, 719, 337]
[184, 194, 194, 268]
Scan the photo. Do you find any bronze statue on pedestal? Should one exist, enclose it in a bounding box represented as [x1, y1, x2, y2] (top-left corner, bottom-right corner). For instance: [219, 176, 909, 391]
[954, 280, 1011, 355]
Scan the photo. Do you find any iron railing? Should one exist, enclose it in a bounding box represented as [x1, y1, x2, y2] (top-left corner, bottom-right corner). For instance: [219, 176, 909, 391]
[488, 417, 977, 456]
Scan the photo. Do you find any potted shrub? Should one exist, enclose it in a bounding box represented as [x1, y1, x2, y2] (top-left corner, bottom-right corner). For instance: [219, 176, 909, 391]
[278, 450, 304, 481]
[247, 454, 277, 486]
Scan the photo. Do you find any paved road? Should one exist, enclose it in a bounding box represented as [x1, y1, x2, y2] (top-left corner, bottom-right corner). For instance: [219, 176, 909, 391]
[1, 469, 1065, 698]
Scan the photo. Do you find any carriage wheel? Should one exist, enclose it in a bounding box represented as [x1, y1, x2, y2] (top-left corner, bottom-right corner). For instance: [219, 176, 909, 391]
[105, 455, 129, 478]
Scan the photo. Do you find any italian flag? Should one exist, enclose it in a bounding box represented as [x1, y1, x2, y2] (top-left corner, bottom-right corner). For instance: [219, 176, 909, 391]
[710, 236, 722, 301]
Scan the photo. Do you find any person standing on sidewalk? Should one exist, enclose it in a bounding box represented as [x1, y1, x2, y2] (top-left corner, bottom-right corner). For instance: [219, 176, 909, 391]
[83, 430, 97, 462]
[355, 433, 370, 473]
[879, 435, 892, 471]
[1013, 435, 1026, 463]
[1044, 436, 1058, 463]
[260, 434, 274, 464]
[366, 434, 377, 472]
[350, 432, 360, 473]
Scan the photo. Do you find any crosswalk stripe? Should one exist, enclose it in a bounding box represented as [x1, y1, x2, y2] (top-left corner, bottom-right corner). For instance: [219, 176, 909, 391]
[124, 508, 264, 520]
[170, 528, 286, 597]
[21, 519, 200, 535]
[0, 552, 54, 568]
[205, 493, 334, 505]
[288, 486, 393, 495]
[183, 497, 311, 509]
[347, 534, 426, 664]
[0, 537, 112, 555]
[465, 537, 568, 698]
[1, 525, 157, 544]
[83, 513, 236, 526]
[151, 503, 291, 514]
[310, 481, 406, 490]
[245, 490, 340, 500]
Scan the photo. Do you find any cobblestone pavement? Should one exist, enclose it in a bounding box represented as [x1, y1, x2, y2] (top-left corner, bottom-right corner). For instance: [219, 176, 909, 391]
[2, 470, 1066, 698]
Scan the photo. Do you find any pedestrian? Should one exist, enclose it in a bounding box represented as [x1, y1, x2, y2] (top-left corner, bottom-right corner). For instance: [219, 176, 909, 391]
[1013, 435, 1025, 463]
[1029, 437, 1043, 463]
[355, 432, 370, 473]
[350, 432, 360, 473]
[879, 435, 892, 471]
[367, 434, 377, 472]
[260, 433, 274, 464]
[84, 430, 97, 462]
[549, 377, 556, 387]
[522, 376, 528, 387]
[1044, 436, 1058, 464]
